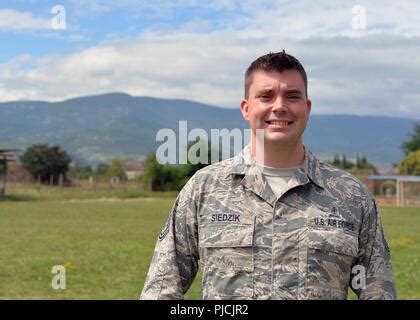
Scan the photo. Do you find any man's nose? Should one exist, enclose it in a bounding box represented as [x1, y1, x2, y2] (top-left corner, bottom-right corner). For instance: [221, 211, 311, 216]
[271, 96, 288, 113]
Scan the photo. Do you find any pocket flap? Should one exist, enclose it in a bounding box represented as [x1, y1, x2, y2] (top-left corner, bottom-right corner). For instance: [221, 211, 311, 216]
[309, 229, 358, 257]
[199, 224, 254, 248]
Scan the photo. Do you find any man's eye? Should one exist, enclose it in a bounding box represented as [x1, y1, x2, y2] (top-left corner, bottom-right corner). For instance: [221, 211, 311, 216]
[288, 96, 300, 100]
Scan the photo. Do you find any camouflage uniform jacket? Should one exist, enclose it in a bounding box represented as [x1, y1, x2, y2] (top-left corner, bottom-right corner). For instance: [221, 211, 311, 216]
[140, 146, 396, 300]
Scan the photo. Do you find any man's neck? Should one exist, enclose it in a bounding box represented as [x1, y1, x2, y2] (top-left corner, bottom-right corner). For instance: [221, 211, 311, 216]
[250, 139, 305, 168]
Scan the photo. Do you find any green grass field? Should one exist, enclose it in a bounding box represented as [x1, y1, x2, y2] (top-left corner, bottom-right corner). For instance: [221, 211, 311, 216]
[0, 186, 419, 299]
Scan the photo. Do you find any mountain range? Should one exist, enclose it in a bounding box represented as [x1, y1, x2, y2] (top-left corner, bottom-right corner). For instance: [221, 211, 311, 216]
[0, 92, 417, 169]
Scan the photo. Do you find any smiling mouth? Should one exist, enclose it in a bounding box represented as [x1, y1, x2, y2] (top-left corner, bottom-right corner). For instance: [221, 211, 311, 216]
[265, 120, 293, 127]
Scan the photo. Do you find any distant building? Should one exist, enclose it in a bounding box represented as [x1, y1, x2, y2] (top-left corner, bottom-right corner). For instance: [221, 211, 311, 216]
[6, 163, 34, 183]
[375, 166, 399, 176]
[367, 175, 420, 207]
[0, 148, 20, 196]
[0, 148, 18, 162]
[125, 162, 145, 180]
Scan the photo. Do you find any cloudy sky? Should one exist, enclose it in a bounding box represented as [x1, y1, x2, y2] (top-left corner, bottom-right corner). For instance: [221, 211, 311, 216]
[1, 0, 420, 119]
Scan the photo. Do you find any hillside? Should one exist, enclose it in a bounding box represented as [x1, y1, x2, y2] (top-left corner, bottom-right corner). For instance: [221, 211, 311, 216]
[0, 92, 416, 167]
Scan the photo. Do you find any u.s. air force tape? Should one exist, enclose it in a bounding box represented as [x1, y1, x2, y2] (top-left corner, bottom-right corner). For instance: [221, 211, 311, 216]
[158, 217, 171, 241]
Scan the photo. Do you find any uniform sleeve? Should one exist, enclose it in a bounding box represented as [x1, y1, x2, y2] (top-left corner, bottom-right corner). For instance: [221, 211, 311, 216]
[140, 177, 199, 299]
[351, 196, 397, 300]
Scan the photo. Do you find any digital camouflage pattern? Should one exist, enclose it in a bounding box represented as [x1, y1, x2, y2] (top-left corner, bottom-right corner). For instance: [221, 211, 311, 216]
[140, 146, 396, 300]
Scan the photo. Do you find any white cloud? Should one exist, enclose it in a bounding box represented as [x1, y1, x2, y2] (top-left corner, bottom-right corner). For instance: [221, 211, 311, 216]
[0, 9, 50, 30]
[1, 1, 420, 119]
[228, 0, 420, 39]
[59, 0, 420, 38]
[1, 32, 419, 119]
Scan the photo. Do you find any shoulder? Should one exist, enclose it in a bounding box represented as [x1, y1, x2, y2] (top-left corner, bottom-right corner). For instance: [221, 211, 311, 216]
[315, 158, 374, 202]
[178, 157, 240, 200]
[192, 157, 239, 183]
[305, 151, 378, 227]
[181, 158, 237, 193]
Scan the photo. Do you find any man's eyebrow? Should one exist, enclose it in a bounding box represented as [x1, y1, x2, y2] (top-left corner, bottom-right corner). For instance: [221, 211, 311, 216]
[285, 89, 303, 95]
[255, 88, 274, 94]
[257, 85, 274, 90]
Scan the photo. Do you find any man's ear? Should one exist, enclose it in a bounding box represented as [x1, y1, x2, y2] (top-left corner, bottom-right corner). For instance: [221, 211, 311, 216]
[306, 99, 312, 119]
[240, 99, 250, 122]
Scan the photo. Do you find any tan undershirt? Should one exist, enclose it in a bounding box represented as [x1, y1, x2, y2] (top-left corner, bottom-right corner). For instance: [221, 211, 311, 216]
[257, 164, 301, 199]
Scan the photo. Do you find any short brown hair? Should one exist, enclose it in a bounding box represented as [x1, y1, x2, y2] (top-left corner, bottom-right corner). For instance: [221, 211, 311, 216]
[244, 50, 308, 98]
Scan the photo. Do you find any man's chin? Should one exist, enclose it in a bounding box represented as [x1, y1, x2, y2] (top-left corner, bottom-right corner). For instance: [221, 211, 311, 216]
[263, 134, 301, 148]
[264, 134, 292, 144]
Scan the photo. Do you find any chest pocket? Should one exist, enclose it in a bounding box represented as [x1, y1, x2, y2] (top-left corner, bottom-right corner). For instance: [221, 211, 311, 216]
[199, 223, 254, 299]
[307, 228, 359, 296]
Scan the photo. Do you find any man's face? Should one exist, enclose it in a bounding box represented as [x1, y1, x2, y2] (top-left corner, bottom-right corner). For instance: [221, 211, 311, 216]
[240, 69, 311, 147]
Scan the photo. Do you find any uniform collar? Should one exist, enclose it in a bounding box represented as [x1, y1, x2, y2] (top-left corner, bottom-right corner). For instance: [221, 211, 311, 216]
[226, 145, 325, 205]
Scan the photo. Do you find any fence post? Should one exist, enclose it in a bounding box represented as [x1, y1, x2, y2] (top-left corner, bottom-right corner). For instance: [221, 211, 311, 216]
[401, 180, 404, 207]
[0, 174, 5, 198]
[37, 174, 41, 193]
[137, 176, 141, 191]
[89, 175, 97, 192]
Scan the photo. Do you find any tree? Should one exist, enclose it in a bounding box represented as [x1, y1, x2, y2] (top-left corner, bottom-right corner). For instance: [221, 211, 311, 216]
[106, 159, 127, 180]
[356, 154, 371, 170]
[20, 144, 71, 184]
[402, 123, 420, 155]
[95, 163, 109, 176]
[142, 153, 182, 191]
[328, 153, 377, 174]
[178, 140, 220, 184]
[332, 154, 341, 167]
[0, 158, 7, 196]
[397, 150, 420, 175]
[0, 158, 7, 177]
[360, 155, 368, 169]
[342, 154, 353, 169]
[142, 139, 221, 191]
[356, 154, 361, 169]
[68, 163, 93, 180]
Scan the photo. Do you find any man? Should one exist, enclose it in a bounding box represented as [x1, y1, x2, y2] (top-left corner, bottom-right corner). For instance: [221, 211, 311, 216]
[140, 51, 396, 300]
